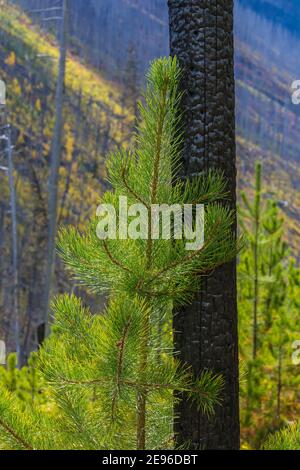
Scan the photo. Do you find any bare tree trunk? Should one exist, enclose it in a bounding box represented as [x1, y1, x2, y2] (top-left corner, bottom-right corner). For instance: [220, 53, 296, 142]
[168, 0, 240, 449]
[22, 158, 47, 361]
[7, 126, 20, 366]
[43, 0, 68, 336]
[0, 201, 5, 309]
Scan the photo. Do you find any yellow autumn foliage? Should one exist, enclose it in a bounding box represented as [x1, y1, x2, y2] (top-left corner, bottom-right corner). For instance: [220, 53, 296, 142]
[5, 51, 16, 66]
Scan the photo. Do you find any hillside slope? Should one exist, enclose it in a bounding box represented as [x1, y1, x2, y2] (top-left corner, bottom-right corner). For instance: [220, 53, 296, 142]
[12, 0, 300, 254]
[239, 0, 300, 37]
[235, 3, 300, 252]
[0, 0, 299, 356]
[0, 1, 131, 355]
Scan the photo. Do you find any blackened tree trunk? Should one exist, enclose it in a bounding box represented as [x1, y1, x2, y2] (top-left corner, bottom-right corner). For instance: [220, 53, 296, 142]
[168, 0, 240, 449]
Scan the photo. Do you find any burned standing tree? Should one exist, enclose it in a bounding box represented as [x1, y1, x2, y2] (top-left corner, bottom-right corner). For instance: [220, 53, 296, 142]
[43, 0, 68, 337]
[0, 81, 20, 366]
[168, 0, 240, 449]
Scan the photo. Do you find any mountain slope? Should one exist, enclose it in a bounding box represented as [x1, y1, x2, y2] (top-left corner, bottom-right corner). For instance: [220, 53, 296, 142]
[6, 1, 300, 252]
[1, 0, 299, 357]
[239, 0, 300, 37]
[234, 2, 300, 252]
[0, 1, 131, 354]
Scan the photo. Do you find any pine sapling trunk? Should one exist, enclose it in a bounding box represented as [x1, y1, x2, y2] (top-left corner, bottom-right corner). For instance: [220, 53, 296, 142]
[136, 312, 150, 450]
[136, 79, 168, 450]
[276, 341, 283, 423]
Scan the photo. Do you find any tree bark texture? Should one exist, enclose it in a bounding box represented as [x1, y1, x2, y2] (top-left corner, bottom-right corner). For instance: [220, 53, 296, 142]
[168, 0, 240, 450]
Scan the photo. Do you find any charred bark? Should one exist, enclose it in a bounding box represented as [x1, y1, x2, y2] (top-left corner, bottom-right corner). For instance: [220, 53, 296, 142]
[168, 0, 240, 449]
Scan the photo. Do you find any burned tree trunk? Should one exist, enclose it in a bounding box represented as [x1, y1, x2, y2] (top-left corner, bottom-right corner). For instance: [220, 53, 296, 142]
[168, 0, 240, 449]
[43, 0, 68, 336]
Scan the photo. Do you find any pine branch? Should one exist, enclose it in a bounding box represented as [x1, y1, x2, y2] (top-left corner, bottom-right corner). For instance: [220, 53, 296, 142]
[0, 416, 33, 451]
[121, 166, 149, 207]
[102, 240, 131, 273]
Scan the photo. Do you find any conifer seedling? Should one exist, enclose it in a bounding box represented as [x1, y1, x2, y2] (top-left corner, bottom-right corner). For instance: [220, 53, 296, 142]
[0, 57, 241, 450]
